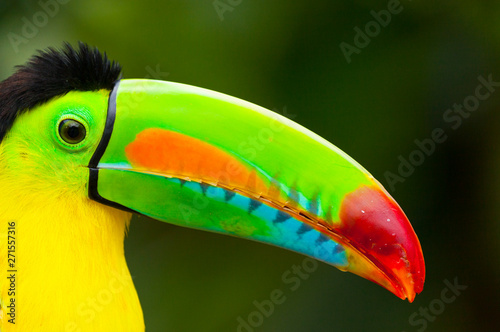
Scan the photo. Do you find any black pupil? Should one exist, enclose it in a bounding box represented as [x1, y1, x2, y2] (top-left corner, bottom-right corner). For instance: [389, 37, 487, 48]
[67, 124, 80, 138]
[60, 120, 85, 144]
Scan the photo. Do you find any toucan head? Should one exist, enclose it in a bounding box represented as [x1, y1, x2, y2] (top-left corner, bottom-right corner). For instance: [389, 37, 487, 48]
[0, 42, 424, 302]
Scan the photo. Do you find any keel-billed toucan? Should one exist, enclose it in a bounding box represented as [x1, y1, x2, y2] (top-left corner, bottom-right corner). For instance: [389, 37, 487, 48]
[0, 43, 424, 331]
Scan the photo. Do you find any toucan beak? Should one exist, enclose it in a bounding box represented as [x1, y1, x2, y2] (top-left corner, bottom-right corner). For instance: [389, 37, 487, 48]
[88, 79, 425, 302]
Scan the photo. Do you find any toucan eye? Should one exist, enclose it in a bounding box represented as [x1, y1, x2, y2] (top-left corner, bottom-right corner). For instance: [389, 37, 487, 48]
[59, 119, 86, 144]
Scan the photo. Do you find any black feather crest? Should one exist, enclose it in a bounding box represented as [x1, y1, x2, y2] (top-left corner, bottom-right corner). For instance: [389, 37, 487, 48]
[0, 42, 122, 142]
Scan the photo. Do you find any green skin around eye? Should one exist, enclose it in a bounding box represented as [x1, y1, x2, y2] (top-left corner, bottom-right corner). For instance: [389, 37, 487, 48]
[0, 90, 109, 191]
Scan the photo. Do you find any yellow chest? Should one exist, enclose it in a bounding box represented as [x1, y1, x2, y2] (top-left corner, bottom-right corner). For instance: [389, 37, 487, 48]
[0, 189, 144, 331]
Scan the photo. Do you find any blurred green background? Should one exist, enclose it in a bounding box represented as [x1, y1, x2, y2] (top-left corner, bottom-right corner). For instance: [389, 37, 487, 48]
[1, 1, 499, 331]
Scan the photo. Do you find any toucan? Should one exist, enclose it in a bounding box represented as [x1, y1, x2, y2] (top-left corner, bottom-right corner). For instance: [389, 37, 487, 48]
[0, 43, 424, 331]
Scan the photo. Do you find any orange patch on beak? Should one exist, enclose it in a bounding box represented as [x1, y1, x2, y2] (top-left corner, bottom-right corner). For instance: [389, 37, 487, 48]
[125, 128, 268, 196]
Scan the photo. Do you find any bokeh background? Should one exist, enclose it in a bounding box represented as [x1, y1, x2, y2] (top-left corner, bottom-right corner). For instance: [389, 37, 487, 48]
[1, 1, 499, 331]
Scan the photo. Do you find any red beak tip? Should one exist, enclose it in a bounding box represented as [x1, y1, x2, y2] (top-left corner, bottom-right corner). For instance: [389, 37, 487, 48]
[339, 184, 425, 302]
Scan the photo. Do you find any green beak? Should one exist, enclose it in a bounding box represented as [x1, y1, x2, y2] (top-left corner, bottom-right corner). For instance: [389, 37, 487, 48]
[88, 79, 425, 301]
